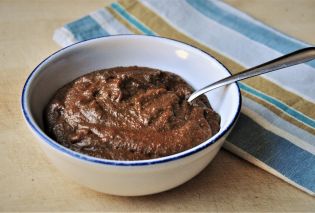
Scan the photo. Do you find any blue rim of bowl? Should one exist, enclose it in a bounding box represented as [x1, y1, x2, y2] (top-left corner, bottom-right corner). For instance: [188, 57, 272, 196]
[21, 34, 242, 166]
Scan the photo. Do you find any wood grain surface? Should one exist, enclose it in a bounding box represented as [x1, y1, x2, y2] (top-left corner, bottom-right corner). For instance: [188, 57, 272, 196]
[0, 0, 314, 211]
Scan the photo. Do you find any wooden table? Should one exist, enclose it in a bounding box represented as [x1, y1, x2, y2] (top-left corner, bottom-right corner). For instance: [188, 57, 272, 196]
[1, 0, 314, 211]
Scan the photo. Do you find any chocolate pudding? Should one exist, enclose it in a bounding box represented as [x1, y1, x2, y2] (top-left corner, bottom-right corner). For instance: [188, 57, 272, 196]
[44, 66, 220, 160]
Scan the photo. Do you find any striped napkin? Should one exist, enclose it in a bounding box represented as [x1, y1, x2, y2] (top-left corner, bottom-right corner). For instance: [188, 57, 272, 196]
[53, 0, 315, 195]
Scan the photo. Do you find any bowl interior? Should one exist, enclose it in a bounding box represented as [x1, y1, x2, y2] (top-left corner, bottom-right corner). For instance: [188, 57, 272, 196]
[24, 35, 240, 160]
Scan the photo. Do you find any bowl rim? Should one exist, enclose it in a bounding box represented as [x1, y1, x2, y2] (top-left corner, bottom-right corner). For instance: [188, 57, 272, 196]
[21, 34, 242, 166]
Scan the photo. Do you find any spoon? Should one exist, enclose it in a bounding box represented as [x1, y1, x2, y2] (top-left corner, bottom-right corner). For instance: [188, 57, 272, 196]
[188, 47, 315, 102]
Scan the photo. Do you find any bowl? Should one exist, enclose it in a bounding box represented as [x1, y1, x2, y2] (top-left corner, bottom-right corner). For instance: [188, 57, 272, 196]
[21, 35, 241, 196]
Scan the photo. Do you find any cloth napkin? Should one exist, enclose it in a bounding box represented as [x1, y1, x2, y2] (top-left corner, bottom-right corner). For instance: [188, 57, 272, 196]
[53, 0, 315, 195]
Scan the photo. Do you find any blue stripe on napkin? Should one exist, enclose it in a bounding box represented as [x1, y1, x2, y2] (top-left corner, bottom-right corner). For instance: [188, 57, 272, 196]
[65, 16, 108, 41]
[227, 113, 315, 192]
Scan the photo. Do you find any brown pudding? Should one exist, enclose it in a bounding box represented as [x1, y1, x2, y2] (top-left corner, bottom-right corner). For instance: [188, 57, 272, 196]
[44, 66, 220, 160]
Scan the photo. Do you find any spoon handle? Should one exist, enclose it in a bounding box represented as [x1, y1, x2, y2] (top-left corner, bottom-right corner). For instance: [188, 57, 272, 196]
[188, 47, 315, 102]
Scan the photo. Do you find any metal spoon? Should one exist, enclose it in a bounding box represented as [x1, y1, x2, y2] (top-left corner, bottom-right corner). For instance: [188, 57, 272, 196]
[188, 47, 315, 102]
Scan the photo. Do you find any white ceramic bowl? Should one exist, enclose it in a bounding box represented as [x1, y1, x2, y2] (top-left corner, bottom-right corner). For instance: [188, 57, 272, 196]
[22, 35, 241, 196]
